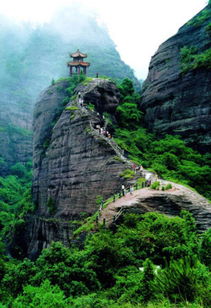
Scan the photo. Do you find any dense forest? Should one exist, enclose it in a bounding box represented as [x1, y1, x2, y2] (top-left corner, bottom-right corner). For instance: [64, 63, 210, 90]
[0, 75, 210, 307]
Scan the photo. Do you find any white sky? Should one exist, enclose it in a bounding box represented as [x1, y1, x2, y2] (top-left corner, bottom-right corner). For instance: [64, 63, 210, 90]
[0, 0, 208, 79]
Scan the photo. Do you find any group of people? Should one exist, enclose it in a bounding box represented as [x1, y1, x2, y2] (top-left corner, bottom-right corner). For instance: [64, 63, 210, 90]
[78, 92, 84, 107]
[95, 124, 112, 139]
[132, 163, 144, 174]
[120, 184, 134, 197]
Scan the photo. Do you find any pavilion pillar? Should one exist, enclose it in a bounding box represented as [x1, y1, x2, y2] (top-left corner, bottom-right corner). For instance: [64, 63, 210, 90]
[77, 66, 80, 74]
[69, 66, 73, 75]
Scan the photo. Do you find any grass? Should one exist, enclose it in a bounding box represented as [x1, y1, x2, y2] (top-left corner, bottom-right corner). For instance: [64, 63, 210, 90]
[65, 106, 79, 111]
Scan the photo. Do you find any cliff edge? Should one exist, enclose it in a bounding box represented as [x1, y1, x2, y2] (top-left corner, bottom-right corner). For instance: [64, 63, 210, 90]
[28, 78, 133, 257]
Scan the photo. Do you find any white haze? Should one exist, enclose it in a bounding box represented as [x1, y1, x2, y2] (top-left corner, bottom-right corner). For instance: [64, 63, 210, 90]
[0, 0, 208, 79]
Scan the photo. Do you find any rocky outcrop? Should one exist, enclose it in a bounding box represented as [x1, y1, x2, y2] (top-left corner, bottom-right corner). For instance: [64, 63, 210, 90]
[0, 12, 139, 175]
[29, 78, 133, 257]
[141, 5, 211, 152]
[29, 76, 211, 258]
[99, 180, 211, 232]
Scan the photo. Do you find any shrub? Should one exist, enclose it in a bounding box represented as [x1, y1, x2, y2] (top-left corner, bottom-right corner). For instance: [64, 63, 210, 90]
[153, 256, 211, 305]
[199, 229, 211, 268]
[150, 181, 160, 190]
[12, 280, 68, 308]
[65, 106, 79, 111]
[120, 169, 135, 179]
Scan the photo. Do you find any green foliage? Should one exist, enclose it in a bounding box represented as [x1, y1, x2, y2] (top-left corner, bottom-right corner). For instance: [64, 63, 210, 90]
[142, 259, 155, 302]
[150, 181, 160, 190]
[96, 195, 103, 205]
[87, 103, 95, 111]
[187, 7, 211, 27]
[65, 106, 79, 111]
[164, 183, 172, 190]
[116, 102, 143, 128]
[112, 78, 211, 199]
[118, 78, 135, 97]
[0, 162, 33, 257]
[33, 242, 100, 297]
[115, 128, 211, 199]
[119, 169, 135, 179]
[61, 75, 86, 106]
[180, 46, 211, 73]
[85, 229, 135, 287]
[153, 256, 211, 305]
[12, 280, 69, 308]
[47, 197, 56, 215]
[205, 22, 211, 35]
[5, 125, 32, 137]
[1, 259, 36, 298]
[199, 228, 211, 268]
[0, 212, 209, 307]
[116, 79, 142, 129]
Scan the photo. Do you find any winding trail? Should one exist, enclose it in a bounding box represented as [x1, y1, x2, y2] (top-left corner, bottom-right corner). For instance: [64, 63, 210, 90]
[99, 181, 211, 231]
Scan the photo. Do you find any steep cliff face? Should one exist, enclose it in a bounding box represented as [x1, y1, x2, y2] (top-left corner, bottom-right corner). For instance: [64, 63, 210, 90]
[29, 79, 132, 257]
[141, 5, 211, 151]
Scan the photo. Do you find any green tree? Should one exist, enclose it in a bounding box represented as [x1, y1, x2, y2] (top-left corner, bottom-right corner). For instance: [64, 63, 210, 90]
[12, 280, 69, 308]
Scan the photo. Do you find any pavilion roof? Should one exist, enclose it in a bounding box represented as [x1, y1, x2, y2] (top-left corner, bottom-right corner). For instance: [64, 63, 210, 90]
[70, 49, 87, 58]
[67, 61, 90, 67]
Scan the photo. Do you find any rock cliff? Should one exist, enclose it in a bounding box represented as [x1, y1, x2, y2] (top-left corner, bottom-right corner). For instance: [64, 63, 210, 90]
[28, 77, 211, 258]
[29, 78, 133, 257]
[141, 5, 211, 152]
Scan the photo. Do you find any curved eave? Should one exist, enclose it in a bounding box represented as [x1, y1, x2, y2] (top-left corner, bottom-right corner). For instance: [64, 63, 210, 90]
[70, 52, 87, 58]
[67, 62, 90, 67]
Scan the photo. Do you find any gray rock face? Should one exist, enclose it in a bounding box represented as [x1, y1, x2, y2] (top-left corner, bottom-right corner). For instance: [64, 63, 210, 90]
[141, 5, 211, 152]
[29, 79, 132, 257]
[76, 79, 121, 114]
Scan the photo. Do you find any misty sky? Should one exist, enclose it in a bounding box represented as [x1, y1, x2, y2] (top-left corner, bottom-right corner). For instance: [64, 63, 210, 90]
[0, 0, 208, 79]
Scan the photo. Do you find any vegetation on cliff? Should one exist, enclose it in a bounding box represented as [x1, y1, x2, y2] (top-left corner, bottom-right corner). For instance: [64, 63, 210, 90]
[113, 79, 211, 200]
[180, 46, 211, 73]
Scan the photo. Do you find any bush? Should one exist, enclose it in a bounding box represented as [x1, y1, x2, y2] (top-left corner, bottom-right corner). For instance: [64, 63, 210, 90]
[153, 256, 211, 305]
[150, 181, 160, 190]
[12, 280, 69, 308]
[120, 169, 135, 179]
[199, 229, 211, 268]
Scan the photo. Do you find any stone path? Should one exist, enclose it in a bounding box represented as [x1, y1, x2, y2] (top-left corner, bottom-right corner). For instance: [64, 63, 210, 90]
[99, 180, 211, 231]
[73, 90, 211, 231]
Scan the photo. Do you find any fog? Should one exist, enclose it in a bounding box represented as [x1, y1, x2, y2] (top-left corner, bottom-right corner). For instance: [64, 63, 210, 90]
[0, 0, 207, 125]
[0, 0, 208, 79]
[0, 2, 137, 132]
